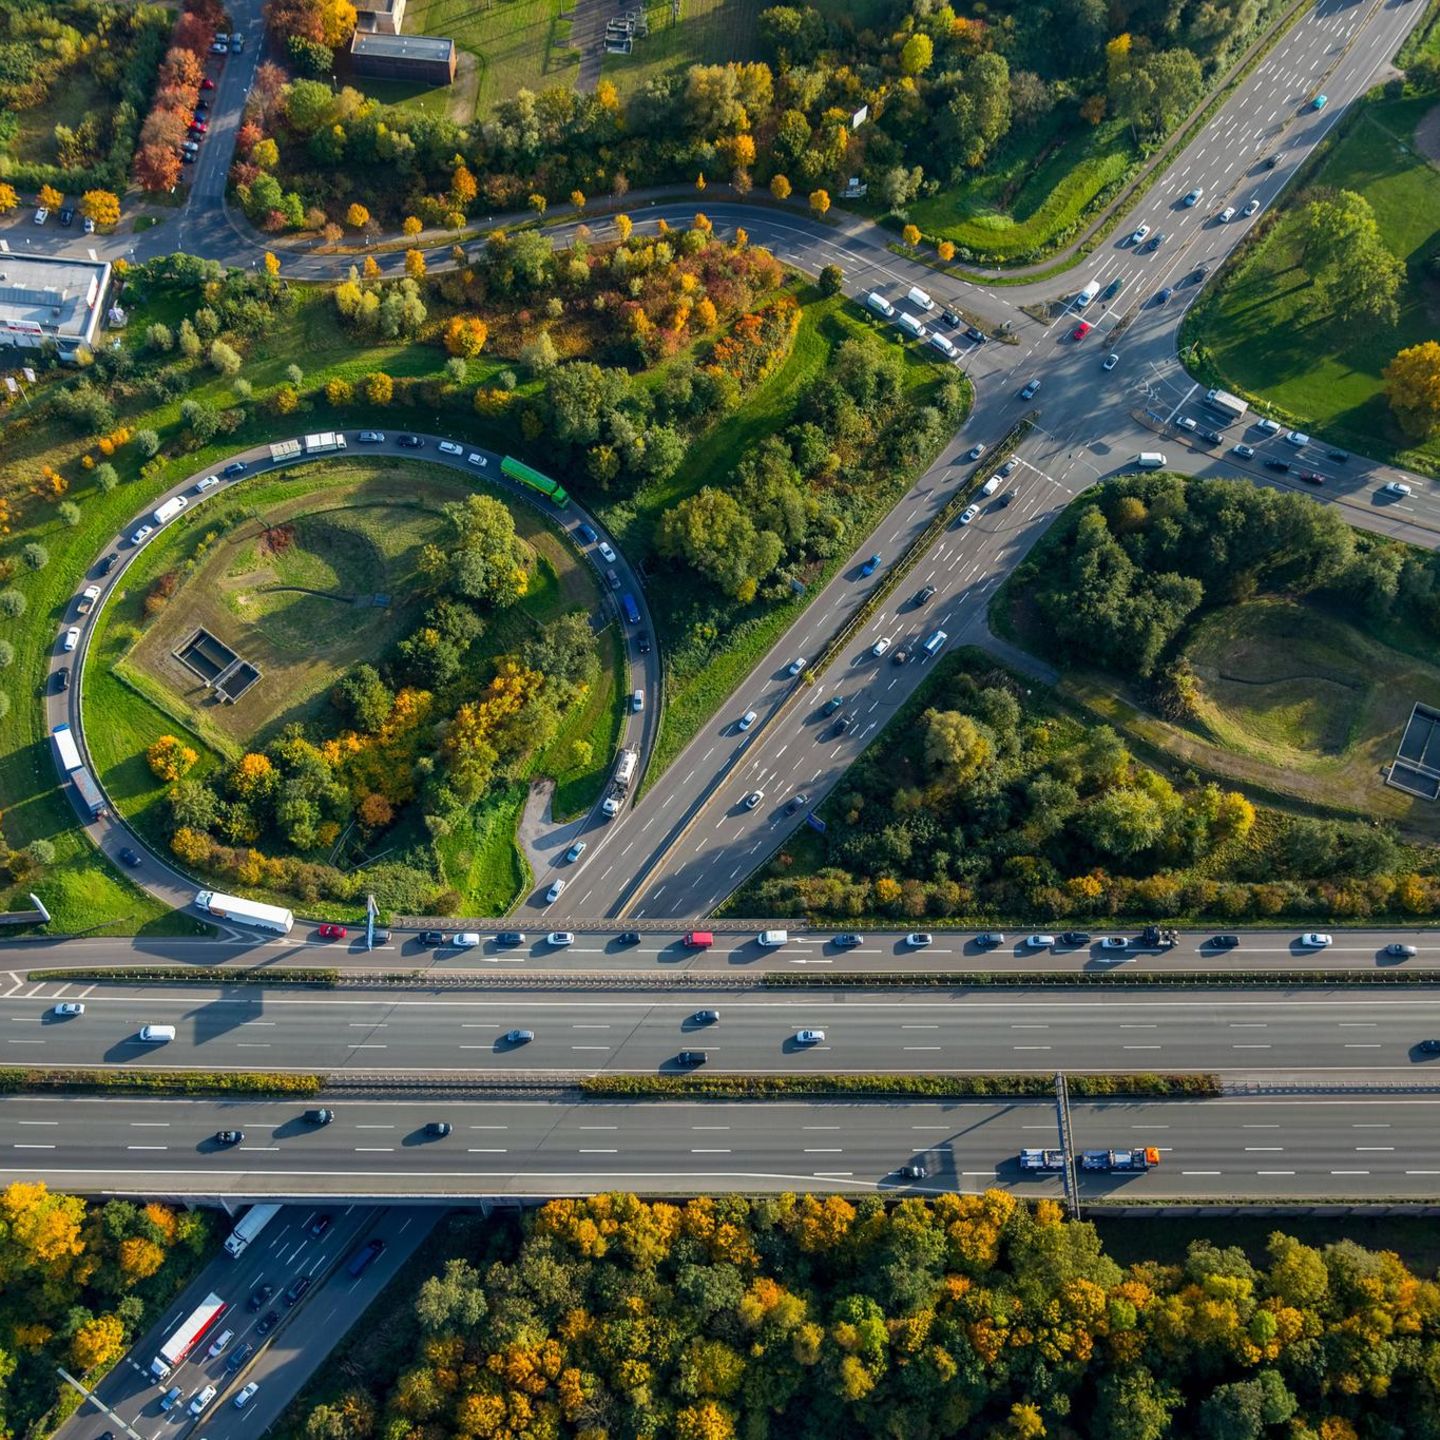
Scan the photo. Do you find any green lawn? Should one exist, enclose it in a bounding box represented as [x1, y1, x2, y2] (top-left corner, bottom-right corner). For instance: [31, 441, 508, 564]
[908, 115, 1136, 265]
[537, 621, 626, 820]
[1188, 95, 1440, 471]
[434, 780, 530, 914]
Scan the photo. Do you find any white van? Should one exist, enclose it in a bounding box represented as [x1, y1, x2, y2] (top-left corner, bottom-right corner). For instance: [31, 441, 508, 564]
[1135, 452, 1168, 469]
[1076, 280, 1101, 308]
[906, 285, 935, 312]
[981, 475, 1001, 496]
[897, 312, 928, 340]
[928, 332, 957, 359]
[865, 292, 895, 319]
[758, 929, 789, 948]
[138, 1024, 176, 1043]
[923, 629, 948, 656]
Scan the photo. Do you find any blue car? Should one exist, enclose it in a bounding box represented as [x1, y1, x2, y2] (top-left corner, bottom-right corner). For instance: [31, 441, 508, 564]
[577, 523, 598, 545]
[222, 461, 246, 477]
[1311, 93, 1327, 111]
[860, 553, 882, 577]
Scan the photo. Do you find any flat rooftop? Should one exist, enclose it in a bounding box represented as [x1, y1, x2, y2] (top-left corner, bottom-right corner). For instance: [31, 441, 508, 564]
[351, 31, 453, 60]
[0, 253, 110, 346]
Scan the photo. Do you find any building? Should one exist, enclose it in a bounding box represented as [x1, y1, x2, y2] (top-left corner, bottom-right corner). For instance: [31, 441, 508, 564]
[353, 0, 406, 34]
[349, 31, 455, 84]
[0, 253, 112, 361]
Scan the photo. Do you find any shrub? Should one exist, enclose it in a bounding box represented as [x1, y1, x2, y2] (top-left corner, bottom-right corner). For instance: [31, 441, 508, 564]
[58, 502, 81, 527]
[0, 590, 26, 618]
[22, 543, 48, 570]
[0, 640, 13, 668]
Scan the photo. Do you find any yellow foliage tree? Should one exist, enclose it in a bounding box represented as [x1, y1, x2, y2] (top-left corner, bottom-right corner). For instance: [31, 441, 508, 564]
[231, 752, 276, 798]
[263, 251, 280, 276]
[71, 1314, 126, 1373]
[402, 215, 422, 236]
[1384, 339, 1440, 439]
[0, 1181, 86, 1277]
[146, 735, 198, 782]
[769, 174, 791, 201]
[37, 183, 63, 211]
[326, 377, 354, 405]
[118, 1234, 166, 1280]
[937, 239, 956, 262]
[316, 0, 358, 48]
[362, 255, 381, 280]
[694, 296, 718, 329]
[444, 314, 488, 357]
[570, 188, 586, 212]
[615, 214, 633, 242]
[170, 827, 214, 865]
[809, 189, 830, 218]
[902, 223, 921, 247]
[345, 202, 370, 231]
[675, 1401, 734, 1440]
[78, 190, 121, 228]
[451, 164, 478, 206]
[405, 248, 426, 279]
[0, 182, 17, 213]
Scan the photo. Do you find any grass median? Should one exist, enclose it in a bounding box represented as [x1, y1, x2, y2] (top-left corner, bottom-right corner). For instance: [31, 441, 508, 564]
[761, 970, 1440, 988]
[580, 1073, 1221, 1100]
[27, 967, 339, 985]
[0, 1068, 324, 1096]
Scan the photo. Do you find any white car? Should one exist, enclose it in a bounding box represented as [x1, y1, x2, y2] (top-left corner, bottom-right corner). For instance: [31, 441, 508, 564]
[1284, 430, 1310, 447]
[1182, 188, 1203, 207]
[1243, 198, 1261, 217]
[131, 524, 153, 545]
[1026, 934, 1057, 948]
[958, 505, 979, 525]
[564, 841, 586, 862]
[1128, 223, 1151, 245]
[62, 627, 80, 652]
[1255, 417, 1282, 435]
[34, 207, 49, 224]
[788, 657, 807, 676]
[1102, 353, 1119, 371]
[1302, 932, 1333, 947]
[195, 475, 220, 492]
[738, 709, 757, 730]
[545, 878, 566, 903]
[1381, 480, 1413, 497]
[52, 1002, 85, 1017]
[547, 931, 575, 946]
[871, 636, 891, 657]
[189, 1386, 217, 1416]
[210, 38, 228, 53]
[1100, 936, 1129, 951]
[999, 459, 1019, 477]
[451, 931, 481, 948]
[966, 443, 985, 461]
[1233, 443, 1255, 459]
[981, 476, 1001, 496]
[796, 1029, 825, 1044]
[598, 541, 617, 564]
[905, 932, 932, 948]
[1177, 416, 1197, 432]
[437, 440, 463, 456]
[744, 790, 764, 809]
[207, 1330, 233, 1358]
[234, 1383, 259, 1410]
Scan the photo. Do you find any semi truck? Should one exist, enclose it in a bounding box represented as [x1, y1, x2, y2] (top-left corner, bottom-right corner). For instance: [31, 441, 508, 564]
[51, 722, 82, 775]
[304, 431, 347, 455]
[269, 438, 303, 462]
[153, 495, 189, 526]
[1204, 387, 1248, 422]
[150, 1293, 227, 1379]
[601, 746, 640, 817]
[69, 765, 108, 819]
[193, 889, 295, 935]
[1019, 1149, 1066, 1172]
[1081, 1147, 1161, 1173]
[223, 1202, 281, 1258]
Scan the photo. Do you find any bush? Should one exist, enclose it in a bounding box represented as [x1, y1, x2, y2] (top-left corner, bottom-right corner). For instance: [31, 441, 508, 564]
[58, 501, 81, 527]
[0, 590, 26, 618]
[94, 462, 120, 492]
[135, 428, 161, 458]
[22, 542, 49, 570]
[0, 691, 9, 720]
[0, 1067, 326, 1096]
[818, 264, 844, 296]
[0, 640, 12, 668]
[26, 839, 56, 866]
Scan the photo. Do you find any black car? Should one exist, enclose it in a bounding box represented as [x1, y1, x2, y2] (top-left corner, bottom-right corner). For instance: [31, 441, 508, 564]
[248, 1284, 274, 1312]
[496, 931, 524, 945]
[1198, 429, 1223, 445]
[822, 694, 845, 716]
[417, 929, 445, 946]
[637, 632, 652, 654]
[676, 1050, 708, 1066]
[1420, 1039, 1440, 1053]
[226, 1342, 254, 1373]
[965, 325, 987, 344]
[284, 1275, 312, 1307]
[974, 932, 1005, 948]
[617, 930, 642, 945]
[1326, 449, 1350, 463]
[692, 1009, 720, 1024]
[833, 933, 862, 948]
[1386, 943, 1417, 958]
[59, 207, 74, 226]
[304, 1107, 334, 1125]
[255, 1310, 280, 1336]
[215, 1129, 244, 1145]
[831, 714, 852, 735]
[1211, 934, 1240, 948]
[914, 584, 937, 606]
[55, 666, 70, 693]
[397, 434, 423, 448]
[223, 460, 246, 477]
[785, 793, 808, 815]
[98, 553, 116, 575]
[1264, 459, 1291, 472]
[119, 846, 141, 867]
[1188, 264, 1209, 284]
[1264, 154, 1280, 169]
[1058, 931, 1090, 946]
[425, 1121, 452, 1137]
[996, 490, 1016, 508]
[941, 309, 961, 327]
[898, 1164, 928, 1180]
[1154, 287, 1173, 305]
[309, 1213, 333, 1238]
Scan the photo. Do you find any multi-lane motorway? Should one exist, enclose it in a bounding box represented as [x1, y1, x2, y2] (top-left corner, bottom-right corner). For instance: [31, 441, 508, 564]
[7, 1093, 1440, 1201]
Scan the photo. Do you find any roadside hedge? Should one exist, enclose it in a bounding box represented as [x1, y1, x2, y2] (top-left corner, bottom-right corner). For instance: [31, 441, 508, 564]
[761, 970, 1440, 988]
[26, 967, 339, 985]
[0, 1068, 324, 1096]
[579, 1073, 1221, 1100]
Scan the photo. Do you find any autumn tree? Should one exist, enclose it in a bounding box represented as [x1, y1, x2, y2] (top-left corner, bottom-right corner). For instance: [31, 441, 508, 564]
[0, 182, 17, 213]
[345, 201, 370, 231]
[147, 735, 198, 782]
[404, 248, 426, 279]
[443, 315, 488, 357]
[78, 190, 121, 228]
[71, 1315, 125, 1373]
[1384, 340, 1440, 439]
[809, 188, 830, 218]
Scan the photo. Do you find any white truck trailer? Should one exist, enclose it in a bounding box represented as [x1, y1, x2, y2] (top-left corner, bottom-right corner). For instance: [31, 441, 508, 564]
[193, 889, 295, 935]
[223, 1202, 282, 1257]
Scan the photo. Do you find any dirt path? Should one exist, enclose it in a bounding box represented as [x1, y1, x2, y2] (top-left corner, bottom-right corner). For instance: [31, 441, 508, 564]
[449, 50, 480, 125]
[1414, 101, 1440, 170]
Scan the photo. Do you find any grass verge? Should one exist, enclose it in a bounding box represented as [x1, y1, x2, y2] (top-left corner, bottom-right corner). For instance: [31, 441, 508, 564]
[27, 967, 338, 984]
[0, 1068, 324, 1095]
[580, 1072, 1222, 1099]
[761, 970, 1440, 987]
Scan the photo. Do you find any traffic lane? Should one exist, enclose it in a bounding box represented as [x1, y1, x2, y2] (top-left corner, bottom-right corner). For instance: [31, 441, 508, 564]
[13, 990, 1440, 1074]
[194, 1209, 436, 1440]
[5, 1095, 1440, 1200]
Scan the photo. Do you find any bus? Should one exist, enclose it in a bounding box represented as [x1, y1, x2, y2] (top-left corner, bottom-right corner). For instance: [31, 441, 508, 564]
[150, 1293, 228, 1378]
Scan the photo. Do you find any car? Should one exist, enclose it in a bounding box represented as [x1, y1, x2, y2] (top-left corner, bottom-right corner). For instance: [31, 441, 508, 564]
[545, 879, 566, 903]
[496, 931, 525, 945]
[284, 1276, 312, 1307]
[617, 931, 641, 945]
[130, 524, 153, 545]
[967, 442, 986, 460]
[1421, 1039, 1440, 1054]
[1141, 231, 1166, 252]
[605, 568, 620, 590]
[871, 636, 891, 657]
[248, 1284, 275, 1311]
[215, 1130, 243, 1145]
[676, 1050, 708, 1066]
[1183, 187, 1203, 207]
[1101, 277, 1125, 301]
[309, 1213, 333, 1237]
[905, 932, 933, 948]
[1208, 934, 1240, 948]
[965, 325, 987, 343]
[738, 709, 758, 730]
[1019, 379, 1041, 400]
[234, 1383, 260, 1410]
[1026, 934, 1057, 948]
[892, 645, 910, 665]
[1284, 430, 1310, 447]
[190, 120, 208, 134]
[860, 552, 882, 576]
[1189, 264, 1209, 284]
[999, 458, 1019, 477]
[1326, 449, 1350, 463]
[637, 632, 652, 654]
[1264, 153, 1279, 169]
[357, 430, 384, 443]
[451, 931, 481, 948]
[1058, 931, 1090, 946]
[54, 666, 70, 693]
[255, 1310, 280, 1336]
[1255, 417, 1282, 435]
[231, 32, 245, 50]
[1298, 470, 1324, 486]
[941, 309, 961, 327]
[1233, 443, 1255, 459]
[598, 541, 618, 564]
[958, 504, 980, 526]
[223, 460, 247, 477]
[201, 75, 215, 89]
[1386, 943, 1418, 957]
[898, 1164, 928, 1180]
[1128, 223, 1151, 245]
[226, 1342, 254, 1373]
[548, 930, 575, 946]
[1198, 428, 1223, 445]
[1243, 198, 1261, 217]
[1071, 321, 1092, 341]
[98, 553, 116, 575]
[58, 206, 74, 226]
[975, 931, 1005, 947]
[190, 1387, 217, 1416]
[1311, 93, 1327, 110]
[914, 584, 936, 605]
[397, 434, 423, 448]
[1100, 936, 1129, 951]
[830, 714, 852, 735]
[822, 694, 845, 716]
[565, 841, 587, 862]
[1218, 206, 1236, 222]
[1102, 353, 1119, 371]
[1155, 287, 1173, 305]
[53, 1001, 85, 1017]
[159, 1387, 184, 1413]
[415, 930, 445, 948]
[195, 474, 220, 494]
[1382, 481, 1413, 497]
[504, 1028, 535, 1044]
[317, 923, 347, 940]
[1264, 459, 1291, 472]
[997, 490, 1017, 508]
[62, 626, 80, 652]
[33, 207, 48, 225]
[743, 790, 764, 809]
[179, 147, 196, 162]
[304, 1108, 334, 1125]
[788, 656, 807, 676]
[785, 794, 808, 815]
[1177, 416, 1197, 432]
[210, 37, 228, 53]
[796, 1029, 825, 1044]
[1301, 932, 1333, 947]
[426, 1121, 452, 1137]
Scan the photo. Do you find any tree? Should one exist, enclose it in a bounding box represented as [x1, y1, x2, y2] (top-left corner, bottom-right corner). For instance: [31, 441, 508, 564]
[78, 190, 121, 228]
[656, 486, 782, 600]
[901, 223, 921, 247]
[332, 664, 393, 732]
[769, 174, 792, 201]
[444, 315, 488, 357]
[345, 202, 370, 231]
[615, 214, 633, 243]
[416, 1257, 488, 1331]
[37, 184, 63, 211]
[0, 182, 17, 213]
[922, 710, 993, 787]
[27, 838, 55, 867]
[898, 32, 933, 76]
[0, 640, 13, 668]
[94, 463, 120, 492]
[1199, 1371, 1297, 1440]
[209, 340, 243, 375]
[71, 1314, 125, 1373]
[1384, 340, 1440, 439]
[405, 248, 426, 279]
[364, 372, 393, 405]
[264, 251, 281, 276]
[1296, 191, 1402, 324]
[529, 192, 547, 216]
[147, 735, 198, 782]
[22, 543, 48, 571]
[134, 141, 182, 193]
[520, 331, 558, 375]
[58, 502, 81, 528]
[402, 215, 422, 236]
[1112, 47, 1203, 139]
[818, 264, 843, 297]
[809, 189, 830, 218]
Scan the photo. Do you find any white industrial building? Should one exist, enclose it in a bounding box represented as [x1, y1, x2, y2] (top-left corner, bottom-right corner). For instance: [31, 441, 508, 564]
[0, 253, 112, 361]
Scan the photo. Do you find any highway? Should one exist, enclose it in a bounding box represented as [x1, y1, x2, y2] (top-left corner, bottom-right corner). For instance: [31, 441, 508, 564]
[10, 983, 1440, 1075]
[6, 1093, 1440, 1200]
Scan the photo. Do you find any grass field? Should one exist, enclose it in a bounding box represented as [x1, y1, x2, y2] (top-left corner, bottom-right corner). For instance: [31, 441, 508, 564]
[908, 116, 1136, 264]
[1188, 94, 1440, 470]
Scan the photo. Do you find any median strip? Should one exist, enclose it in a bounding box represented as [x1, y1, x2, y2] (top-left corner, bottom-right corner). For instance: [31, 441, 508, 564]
[762, 970, 1440, 988]
[0, 1068, 324, 1097]
[26, 967, 339, 985]
[579, 1073, 1220, 1100]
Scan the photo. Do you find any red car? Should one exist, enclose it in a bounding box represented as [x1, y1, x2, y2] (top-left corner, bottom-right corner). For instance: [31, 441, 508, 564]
[1297, 470, 1324, 485]
[317, 923, 347, 940]
[1071, 321, 1093, 341]
[190, 120, 208, 134]
[201, 77, 215, 90]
